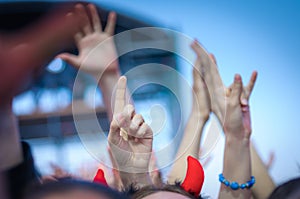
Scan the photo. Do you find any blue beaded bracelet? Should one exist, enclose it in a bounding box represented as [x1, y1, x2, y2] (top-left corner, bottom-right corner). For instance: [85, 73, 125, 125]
[219, 174, 255, 190]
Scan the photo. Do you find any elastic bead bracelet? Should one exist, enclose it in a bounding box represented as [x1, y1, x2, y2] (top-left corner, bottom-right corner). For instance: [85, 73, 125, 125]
[219, 174, 255, 190]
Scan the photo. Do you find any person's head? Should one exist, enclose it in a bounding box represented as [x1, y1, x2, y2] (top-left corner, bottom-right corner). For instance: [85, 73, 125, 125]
[127, 183, 203, 199]
[268, 177, 300, 199]
[23, 179, 129, 199]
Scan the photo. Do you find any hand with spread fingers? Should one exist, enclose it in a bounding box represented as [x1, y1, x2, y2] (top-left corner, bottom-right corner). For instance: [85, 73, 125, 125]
[57, 3, 119, 76]
[58, 3, 121, 120]
[108, 76, 153, 188]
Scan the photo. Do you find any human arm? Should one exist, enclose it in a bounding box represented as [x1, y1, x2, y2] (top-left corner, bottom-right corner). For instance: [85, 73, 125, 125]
[108, 76, 153, 189]
[191, 40, 275, 198]
[250, 145, 275, 199]
[219, 75, 252, 199]
[57, 4, 120, 121]
[0, 100, 40, 199]
[168, 43, 211, 183]
[0, 99, 22, 171]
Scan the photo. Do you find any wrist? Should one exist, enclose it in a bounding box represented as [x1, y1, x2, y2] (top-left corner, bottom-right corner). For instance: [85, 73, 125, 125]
[225, 134, 250, 146]
[119, 171, 152, 188]
[91, 62, 120, 80]
[190, 105, 209, 123]
[223, 136, 251, 182]
[96, 69, 120, 85]
[224, 126, 251, 143]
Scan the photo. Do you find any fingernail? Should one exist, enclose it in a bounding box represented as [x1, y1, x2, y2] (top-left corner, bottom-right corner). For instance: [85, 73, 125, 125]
[241, 98, 248, 105]
[234, 74, 242, 83]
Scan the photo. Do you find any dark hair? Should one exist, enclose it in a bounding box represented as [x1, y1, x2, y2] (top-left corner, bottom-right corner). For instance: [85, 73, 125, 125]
[22, 179, 129, 199]
[268, 177, 300, 199]
[125, 181, 204, 199]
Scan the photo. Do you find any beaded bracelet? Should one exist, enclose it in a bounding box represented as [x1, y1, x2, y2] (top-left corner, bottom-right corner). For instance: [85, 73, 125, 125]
[219, 174, 255, 190]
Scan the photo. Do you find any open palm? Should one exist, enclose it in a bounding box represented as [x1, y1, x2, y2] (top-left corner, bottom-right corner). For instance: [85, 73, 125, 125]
[58, 4, 118, 76]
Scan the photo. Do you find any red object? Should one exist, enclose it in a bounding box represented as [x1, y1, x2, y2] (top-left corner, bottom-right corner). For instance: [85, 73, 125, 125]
[181, 156, 205, 197]
[93, 168, 108, 186]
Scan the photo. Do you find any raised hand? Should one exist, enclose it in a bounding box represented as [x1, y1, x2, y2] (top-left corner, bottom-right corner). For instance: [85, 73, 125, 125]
[224, 74, 251, 139]
[191, 40, 257, 124]
[168, 44, 212, 183]
[192, 40, 274, 198]
[57, 3, 121, 120]
[191, 46, 211, 122]
[58, 4, 119, 76]
[219, 74, 252, 199]
[191, 40, 225, 122]
[108, 76, 153, 188]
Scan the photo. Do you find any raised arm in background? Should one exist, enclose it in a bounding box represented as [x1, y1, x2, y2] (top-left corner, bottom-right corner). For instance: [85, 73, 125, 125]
[58, 3, 120, 121]
[168, 43, 211, 183]
[219, 74, 252, 199]
[192, 40, 275, 198]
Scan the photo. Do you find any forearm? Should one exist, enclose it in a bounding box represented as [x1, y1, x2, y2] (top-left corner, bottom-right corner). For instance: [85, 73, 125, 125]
[219, 136, 252, 199]
[97, 70, 121, 121]
[250, 143, 275, 199]
[168, 106, 206, 182]
[0, 101, 22, 171]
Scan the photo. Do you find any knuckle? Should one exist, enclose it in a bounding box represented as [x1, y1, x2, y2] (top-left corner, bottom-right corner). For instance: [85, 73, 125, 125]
[135, 114, 144, 121]
[116, 114, 127, 127]
[125, 104, 135, 111]
[110, 119, 118, 127]
[124, 104, 135, 116]
[129, 123, 139, 133]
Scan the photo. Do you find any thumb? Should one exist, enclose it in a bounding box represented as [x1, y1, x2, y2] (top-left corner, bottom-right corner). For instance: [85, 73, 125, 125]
[57, 53, 80, 68]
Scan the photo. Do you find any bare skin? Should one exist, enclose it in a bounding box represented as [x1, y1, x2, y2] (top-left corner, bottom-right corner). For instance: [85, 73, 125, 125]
[168, 43, 211, 182]
[58, 4, 161, 189]
[108, 76, 153, 189]
[219, 74, 252, 199]
[58, 4, 120, 120]
[191, 40, 274, 198]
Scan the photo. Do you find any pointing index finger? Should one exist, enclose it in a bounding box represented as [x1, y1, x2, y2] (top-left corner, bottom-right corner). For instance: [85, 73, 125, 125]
[114, 76, 127, 115]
